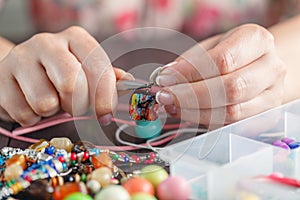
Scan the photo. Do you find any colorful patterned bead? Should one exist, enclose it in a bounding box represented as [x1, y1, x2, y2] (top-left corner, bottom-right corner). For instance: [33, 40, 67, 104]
[129, 88, 159, 121]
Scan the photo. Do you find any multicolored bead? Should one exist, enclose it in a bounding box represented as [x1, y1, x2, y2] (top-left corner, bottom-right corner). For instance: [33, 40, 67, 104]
[129, 88, 159, 121]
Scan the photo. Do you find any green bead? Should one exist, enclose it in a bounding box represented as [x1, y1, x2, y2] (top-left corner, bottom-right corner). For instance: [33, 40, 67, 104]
[70, 160, 76, 165]
[64, 192, 93, 200]
[6, 179, 15, 187]
[135, 119, 162, 139]
[131, 193, 158, 200]
[140, 165, 168, 188]
[112, 154, 119, 161]
[80, 173, 87, 182]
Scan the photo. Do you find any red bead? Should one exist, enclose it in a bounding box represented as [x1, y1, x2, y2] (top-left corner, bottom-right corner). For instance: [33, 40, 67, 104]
[24, 175, 32, 183]
[149, 152, 156, 159]
[131, 156, 140, 163]
[70, 152, 77, 161]
[82, 151, 89, 162]
[143, 160, 149, 164]
[148, 158, 154, 164]
[52, 182, 87, 200]
[58, 156, 65, 163]
[122, 177, 155, 196]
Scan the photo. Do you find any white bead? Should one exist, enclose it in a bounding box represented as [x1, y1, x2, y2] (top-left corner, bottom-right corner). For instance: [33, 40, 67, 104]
[86, 180, 101, 193]
[94, 185, 130, 200]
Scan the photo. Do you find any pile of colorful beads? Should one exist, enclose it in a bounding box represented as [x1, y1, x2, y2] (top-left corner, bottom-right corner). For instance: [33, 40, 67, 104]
[272, 137, 300, 150]
[0, 137, 190, 200]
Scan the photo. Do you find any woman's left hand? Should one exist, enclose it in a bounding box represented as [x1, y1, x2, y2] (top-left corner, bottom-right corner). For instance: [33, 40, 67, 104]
[155, 24, 286, 126]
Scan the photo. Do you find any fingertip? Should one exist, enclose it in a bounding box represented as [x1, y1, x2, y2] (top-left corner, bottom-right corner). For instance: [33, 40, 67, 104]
[164, 105, 177, 116]
[98, 113, 113, 126]
[122, 72, 135, 81]
[156, 74, 177, 86]
[162, 61, 178, 69]
[156, 90, 174, 105]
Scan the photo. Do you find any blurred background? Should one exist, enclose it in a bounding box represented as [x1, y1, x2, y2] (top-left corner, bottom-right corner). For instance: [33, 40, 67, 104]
[0, 0, 34, 43]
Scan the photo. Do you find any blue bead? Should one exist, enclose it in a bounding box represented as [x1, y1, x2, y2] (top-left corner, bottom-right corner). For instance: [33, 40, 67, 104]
[123, 156, 129, 163]
[45, 146, 55, 155]
[0, 157, 4, 165]
[62, 162, 67, 170]
[135, 119, 162, 139]
[40, 166, 47, 173]
[288, 142, 300, 149]
[90, 148, 100, 156]
[48, 161, 56, 171]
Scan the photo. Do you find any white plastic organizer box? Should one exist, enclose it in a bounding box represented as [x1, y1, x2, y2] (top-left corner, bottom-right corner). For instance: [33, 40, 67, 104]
[160, 99, 300, 200]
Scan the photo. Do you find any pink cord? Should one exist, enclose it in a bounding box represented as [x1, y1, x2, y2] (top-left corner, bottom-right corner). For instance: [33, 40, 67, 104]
[0, 126, 39, 143]
[0, 112, 189, 150]
[0, 97, 192, 148]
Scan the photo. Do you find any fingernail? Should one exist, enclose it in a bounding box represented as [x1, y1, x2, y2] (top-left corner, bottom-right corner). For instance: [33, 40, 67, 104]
[156, 61, 178, 86]
[165, 105, 177, 115]
[163, 61, 178, 69]
[156, 75, 176, 86]
[156, 90, 174, 105]
[98, 113, 113, 126]
[122, 72, 135, 80]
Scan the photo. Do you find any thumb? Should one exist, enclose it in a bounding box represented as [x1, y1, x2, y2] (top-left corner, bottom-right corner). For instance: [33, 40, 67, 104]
[156, 35, 221, 86]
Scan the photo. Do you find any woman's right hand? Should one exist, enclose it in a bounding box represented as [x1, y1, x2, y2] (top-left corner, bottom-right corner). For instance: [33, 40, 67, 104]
[0, 26, 129, 126]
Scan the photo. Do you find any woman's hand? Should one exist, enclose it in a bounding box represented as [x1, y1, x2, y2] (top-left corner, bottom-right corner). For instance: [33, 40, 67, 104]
[0, 26, 130, 126]
[155, 24, 286, 126]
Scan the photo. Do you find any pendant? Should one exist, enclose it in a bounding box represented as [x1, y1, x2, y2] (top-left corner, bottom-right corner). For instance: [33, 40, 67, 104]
[129, 87, 159, 121]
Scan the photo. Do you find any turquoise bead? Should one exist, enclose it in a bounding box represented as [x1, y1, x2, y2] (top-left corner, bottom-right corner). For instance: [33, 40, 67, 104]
[64, 192, 93, 200]
[135, 119, 162, 139]
[0, 156, 4, 165]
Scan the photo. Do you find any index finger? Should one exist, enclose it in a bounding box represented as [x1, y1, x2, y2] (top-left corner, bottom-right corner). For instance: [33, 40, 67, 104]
[156, 24, 275, 86]
[60, 26, 117, 120]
